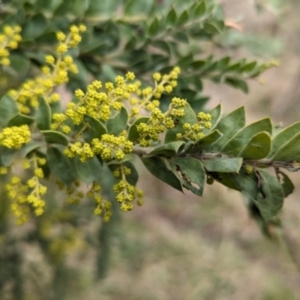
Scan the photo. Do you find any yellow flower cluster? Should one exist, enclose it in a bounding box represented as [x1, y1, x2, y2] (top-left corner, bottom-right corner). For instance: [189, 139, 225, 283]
[6, 156, 47, 224]
[112, 164, 144, 211]
[130, 66, 181, 118]
[113, 181, 144, 211]
[136, 97, 187, 147]
[64, 142, 94, 162]
[0, 20, 203, 224]
[176, 112, 212, 141]
[0, 25, 22, 66]
[66, 188, 84, 205]
[48, 228, 82, 263]
[54, 180, 84, 205]
[0, 125, 31, 149]
[0, 166, 8, 174]
[64, 134, 133, 162]
[92, 134, 133, 161]
[86, 182, 112, 222]
[9, 24, 86, 113]
[63, 74, 140, 127]
[51, 113, 71, 134]
[53, 66, 180, 129]
[6, 176, 29, 224]
[51, 67, 183, 148]
[56, 24, 86, 52]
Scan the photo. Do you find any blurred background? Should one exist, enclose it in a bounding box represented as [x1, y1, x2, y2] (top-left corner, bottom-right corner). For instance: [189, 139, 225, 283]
[1, 0, 300, 299]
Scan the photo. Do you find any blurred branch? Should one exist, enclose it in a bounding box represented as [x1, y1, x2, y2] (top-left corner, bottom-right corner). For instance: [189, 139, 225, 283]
[280, 227, 300, 279]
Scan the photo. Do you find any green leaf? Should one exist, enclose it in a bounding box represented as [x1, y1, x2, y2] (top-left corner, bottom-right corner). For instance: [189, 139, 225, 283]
[225, 77, 248, 93]
[173, 32, 189, 44]
[128, 117, 149, 143]
[75, 156, 103, 185]
[36, 96, 51, 130]
[69, 0, 89, 17]
[185, 130, 222, 153]
[42, 130, 69, 146]
[83, 115, 107, 143]
[125, 0, 152, 16]
[0, 94, 18, 127]
[194, 1, 206, 18]
[107, 107, 128, 136]
[47, 147, 75, 186]
[229, 171, 259, 203]
[35, 0, 63, 13]
[9, 54, 31, 78]
[222, 117, 272, 156]
[204, 20, 224, 35]
[152, 40, 171, 55]
[239, 132, 271, 159]
[202, 157, 243, 173]
[7, 114, 35, 127]
[149, 141, 185, 156]
[170, 157, 205, 196]
[210, 172, 240, 191]
[269, 121, 300, 157]
[242, 61, 257, 73]
[208, 107, 245, 151]
[55, 0, 88, 18]
[191, 60, 206, 69]
[166, 7, 177, 25]
[20, 141, 41, 158]
[0, 147, 18, 167]
[165, 103, 197, 143]
[141, 157, 182, 192]
[125, 35, 138, 52]
[50, 101, 62, 115]
[86, 0, 119, 16]
[217, 56, 231, 70]
[277, 171, 294, 197]
[148, 17, 160, 37]
[177, 10, 189, 26]
[254, 170, 284, 221]
[177, 54, 194, 68]
[271, 132, 300, 161]
[22, 13, 48, 40]
[225, 61, 241, 72]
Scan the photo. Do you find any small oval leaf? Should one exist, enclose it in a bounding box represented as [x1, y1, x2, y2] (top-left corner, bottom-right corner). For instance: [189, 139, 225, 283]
[0, 94, 18, 127]
[75, 156, 103, 185]
[141, 156, 182, 192]
[222, 118, 272, 156]
[47, 147, 75, 186]
[36, 96, 51, 130]
[202, 157, 243, 173]
[171, 157, 205, 196]
[107, 107, 128, 136]
[8, 114, 35, 127]
[239, 132, 271, 159]
[83, 114, 107, 143]
[42, 130, 69, 146]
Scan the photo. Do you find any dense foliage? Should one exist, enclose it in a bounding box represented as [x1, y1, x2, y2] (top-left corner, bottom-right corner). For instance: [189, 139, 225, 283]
[0, 0, 299, 299]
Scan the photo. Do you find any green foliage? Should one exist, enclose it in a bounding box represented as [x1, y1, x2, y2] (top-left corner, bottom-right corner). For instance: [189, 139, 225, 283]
[0, 0, 299, 298]
[0, 0, 296, 234]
